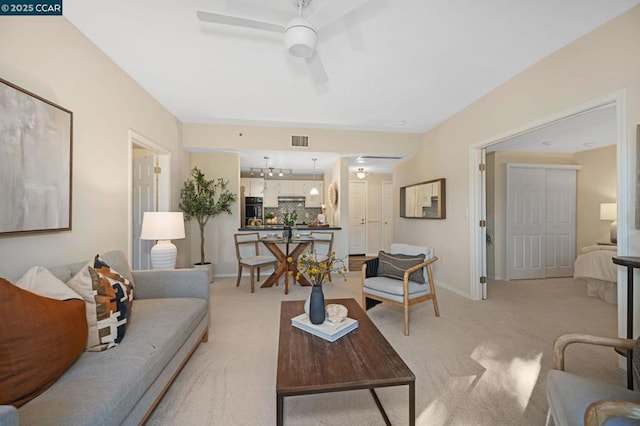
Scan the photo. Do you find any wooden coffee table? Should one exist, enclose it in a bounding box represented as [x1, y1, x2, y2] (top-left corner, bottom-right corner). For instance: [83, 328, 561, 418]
[276, 298, 415, 425]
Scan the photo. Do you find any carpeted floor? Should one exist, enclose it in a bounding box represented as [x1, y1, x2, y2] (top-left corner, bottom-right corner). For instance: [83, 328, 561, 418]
[146, 274, 621, 425]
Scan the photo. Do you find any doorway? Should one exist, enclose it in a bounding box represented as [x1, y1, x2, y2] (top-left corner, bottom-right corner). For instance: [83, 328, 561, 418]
[470, 91, 628, 305]
[349, 180, 367, 255]
[128, 130, 171, 270]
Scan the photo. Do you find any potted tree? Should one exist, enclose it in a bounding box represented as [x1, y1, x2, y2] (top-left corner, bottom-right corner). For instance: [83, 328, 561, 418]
[179, 167, 237, 282]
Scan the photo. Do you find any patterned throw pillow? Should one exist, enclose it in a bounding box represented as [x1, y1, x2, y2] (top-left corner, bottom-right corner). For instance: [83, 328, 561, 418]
[0, 278, 87, 407]
[377, 251, 426, 283]
[66, 255, 134, 352]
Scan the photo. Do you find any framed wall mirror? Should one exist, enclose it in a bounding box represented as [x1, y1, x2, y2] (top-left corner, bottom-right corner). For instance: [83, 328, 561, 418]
[400, 178, 446, 219]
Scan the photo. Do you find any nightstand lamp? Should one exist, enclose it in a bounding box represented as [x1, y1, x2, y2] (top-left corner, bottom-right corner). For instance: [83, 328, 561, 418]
[600, 202, 617, 244]
[140, 212, 186, 269]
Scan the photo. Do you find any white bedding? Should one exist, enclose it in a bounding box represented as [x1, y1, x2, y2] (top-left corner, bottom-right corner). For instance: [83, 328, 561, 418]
[574, 246, 617, 303]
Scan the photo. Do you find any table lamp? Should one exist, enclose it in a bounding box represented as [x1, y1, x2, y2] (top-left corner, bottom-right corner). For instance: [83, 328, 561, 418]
[599, 202, 617, 244]
[140, 212, 186, 269]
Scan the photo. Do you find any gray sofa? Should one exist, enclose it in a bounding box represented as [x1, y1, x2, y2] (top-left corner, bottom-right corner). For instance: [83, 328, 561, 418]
[0, 250, 210, 426]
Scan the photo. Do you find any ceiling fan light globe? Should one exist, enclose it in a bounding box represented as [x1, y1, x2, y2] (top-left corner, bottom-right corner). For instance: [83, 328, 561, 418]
[284, 18, 317, 58]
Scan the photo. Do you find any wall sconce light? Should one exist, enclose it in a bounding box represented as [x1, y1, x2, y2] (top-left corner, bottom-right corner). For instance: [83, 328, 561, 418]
[600, 202, 617, 244]
[354, 168, 369, 180]
[140, 212, 186, 269]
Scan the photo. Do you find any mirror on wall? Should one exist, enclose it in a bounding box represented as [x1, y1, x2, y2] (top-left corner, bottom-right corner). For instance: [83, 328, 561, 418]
[400, 178, 446, 219]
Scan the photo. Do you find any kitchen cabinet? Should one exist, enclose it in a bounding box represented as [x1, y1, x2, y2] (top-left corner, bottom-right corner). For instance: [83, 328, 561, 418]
[306, 181, 324, 207]
[258, 179, 324, 207]
[241, 178, 264, 197]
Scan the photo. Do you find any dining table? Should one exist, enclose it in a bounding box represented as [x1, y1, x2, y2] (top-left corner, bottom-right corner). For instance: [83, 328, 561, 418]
[260, 235, 314, 294]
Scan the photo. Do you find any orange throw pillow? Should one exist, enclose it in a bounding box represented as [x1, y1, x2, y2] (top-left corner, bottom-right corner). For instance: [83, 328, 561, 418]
[0, 278, 87, 407]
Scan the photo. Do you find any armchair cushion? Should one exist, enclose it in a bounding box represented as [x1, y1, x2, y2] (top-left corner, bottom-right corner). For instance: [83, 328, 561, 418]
[546, 370, 640, 426]
[363, 277, 431, 303]
[378, 251, 426, 283]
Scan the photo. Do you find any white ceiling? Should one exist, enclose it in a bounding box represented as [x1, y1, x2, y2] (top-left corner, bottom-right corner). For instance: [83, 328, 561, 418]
[64, 0, 638, 172]
[486, 104, 617, 154]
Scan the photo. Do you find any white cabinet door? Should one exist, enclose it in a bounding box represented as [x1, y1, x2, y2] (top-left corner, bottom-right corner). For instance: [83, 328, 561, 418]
[241, 178, 264, 197]
[307, 181, 323, 207]
[290, 181, 305, 196]
[277, 180, 293, 196]
[263, 181, 278, 207]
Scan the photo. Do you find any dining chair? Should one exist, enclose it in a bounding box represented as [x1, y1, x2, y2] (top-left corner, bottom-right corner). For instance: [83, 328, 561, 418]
[234, 233, 278, 293]
[309, 231, 334, 281]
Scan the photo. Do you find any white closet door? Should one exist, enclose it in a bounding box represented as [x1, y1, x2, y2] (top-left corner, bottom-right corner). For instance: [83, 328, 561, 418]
[507, 167, 546, 279]
[545, 169, 576, 277]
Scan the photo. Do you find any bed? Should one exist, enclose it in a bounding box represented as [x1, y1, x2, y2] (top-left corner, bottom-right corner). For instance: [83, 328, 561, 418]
[573, 245, 617, 304]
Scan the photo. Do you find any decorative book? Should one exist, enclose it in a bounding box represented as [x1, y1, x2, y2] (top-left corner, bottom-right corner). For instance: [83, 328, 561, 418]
[291, 313, 358, 342]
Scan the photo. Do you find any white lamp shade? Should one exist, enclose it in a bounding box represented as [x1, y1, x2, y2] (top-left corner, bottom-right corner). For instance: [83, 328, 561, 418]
[140, 212, 185, 240]
[599, 203, 617, 221]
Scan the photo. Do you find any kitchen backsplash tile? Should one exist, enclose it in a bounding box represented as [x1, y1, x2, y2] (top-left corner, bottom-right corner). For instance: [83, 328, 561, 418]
[265, 201, 322, 224]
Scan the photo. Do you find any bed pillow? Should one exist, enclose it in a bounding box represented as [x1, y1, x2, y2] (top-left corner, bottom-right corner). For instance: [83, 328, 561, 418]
[16, 266, 81, 301]
[66, 255, 134, 352]
[0, 278, 87, 407]
[377, 251, 426, 283]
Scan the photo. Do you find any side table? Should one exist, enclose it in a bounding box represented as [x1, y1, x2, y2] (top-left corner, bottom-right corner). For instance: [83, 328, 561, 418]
[612, 256, 640, 390]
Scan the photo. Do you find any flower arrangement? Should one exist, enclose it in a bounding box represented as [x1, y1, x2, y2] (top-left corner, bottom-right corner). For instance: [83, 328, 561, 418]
[295, 251, 348, 286]
[282, 210, 297, 226]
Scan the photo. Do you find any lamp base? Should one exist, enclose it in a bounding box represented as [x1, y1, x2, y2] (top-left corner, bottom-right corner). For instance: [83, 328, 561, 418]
[610, 221, 617, 244]
[150, 240, 177, 269]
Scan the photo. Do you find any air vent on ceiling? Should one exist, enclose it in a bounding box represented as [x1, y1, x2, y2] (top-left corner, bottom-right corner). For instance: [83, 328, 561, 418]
[291, 135, 309, 148]
[358, 155, 403, 160]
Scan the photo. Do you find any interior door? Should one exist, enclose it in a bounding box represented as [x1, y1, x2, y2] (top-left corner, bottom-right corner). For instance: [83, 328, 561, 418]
[507, 166, 546, 280]
[382, 182, 393, 252]
[349, 181, 367, 255]
[545, 169, 576, 277]
[132, 155, 155, 270]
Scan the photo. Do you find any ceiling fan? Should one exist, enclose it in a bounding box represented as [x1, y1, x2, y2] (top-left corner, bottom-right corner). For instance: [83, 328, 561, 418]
[196, 0, 371, 84]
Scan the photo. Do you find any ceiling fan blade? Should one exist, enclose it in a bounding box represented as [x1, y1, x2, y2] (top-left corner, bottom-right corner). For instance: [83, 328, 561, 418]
[197, 9, 286, 33]
[306, 0, 371, 31]
[305, 52, 329, 85]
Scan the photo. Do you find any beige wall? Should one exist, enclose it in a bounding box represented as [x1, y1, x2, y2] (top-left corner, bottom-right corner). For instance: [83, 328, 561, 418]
[575, 145, 617, 250]
[188, 153, 241, 276]
[394, 6, 640, 297]
[182, 124, 422, 156]
[0, 17, 187, 280]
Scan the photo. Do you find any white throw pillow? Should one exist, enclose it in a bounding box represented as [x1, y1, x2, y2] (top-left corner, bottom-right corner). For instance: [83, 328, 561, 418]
[16, 266, 81, 301]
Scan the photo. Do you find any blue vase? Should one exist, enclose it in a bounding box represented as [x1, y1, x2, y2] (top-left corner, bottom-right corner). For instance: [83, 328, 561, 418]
[308, 285, 326, 325]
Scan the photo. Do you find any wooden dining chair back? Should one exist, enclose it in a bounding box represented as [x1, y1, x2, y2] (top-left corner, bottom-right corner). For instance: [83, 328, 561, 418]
[309, 231, 334, 281]
[234, 233, 278, 293]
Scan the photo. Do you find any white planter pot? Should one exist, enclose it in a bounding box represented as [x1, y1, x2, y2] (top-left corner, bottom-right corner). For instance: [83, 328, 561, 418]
[194, 263, 214, 283]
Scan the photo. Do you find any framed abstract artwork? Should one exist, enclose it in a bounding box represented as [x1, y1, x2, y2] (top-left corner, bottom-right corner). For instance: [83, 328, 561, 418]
[0, 78, 72, 235]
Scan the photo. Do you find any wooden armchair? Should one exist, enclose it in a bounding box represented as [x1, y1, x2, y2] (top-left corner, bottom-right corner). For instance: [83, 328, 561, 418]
[546, 333, 640, 426]
[361, 243, 439, 336]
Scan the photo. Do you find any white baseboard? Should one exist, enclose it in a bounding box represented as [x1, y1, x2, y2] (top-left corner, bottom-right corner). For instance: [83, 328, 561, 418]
[435, 280, 471, 299]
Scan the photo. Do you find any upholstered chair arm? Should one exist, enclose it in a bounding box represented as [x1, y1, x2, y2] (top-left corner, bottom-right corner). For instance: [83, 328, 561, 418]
[584, 400, 640, 425]
[552, 333, 635, 371]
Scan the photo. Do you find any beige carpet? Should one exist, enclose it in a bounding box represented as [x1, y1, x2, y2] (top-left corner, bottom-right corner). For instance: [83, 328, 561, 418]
[146, 275, 622, 425]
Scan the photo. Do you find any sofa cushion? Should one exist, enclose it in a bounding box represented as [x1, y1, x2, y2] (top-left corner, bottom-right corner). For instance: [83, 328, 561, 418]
[0, 278, 87, 407]
[16, 266, 81, 301]
[377, 251, 426, 283]
[18, 297, 208, 426]
[65, 256, 134, 352]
